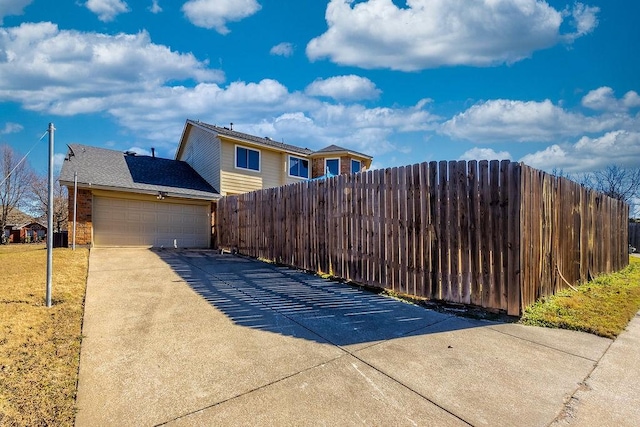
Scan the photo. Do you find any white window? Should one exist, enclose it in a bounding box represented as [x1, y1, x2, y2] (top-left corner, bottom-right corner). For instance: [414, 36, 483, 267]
[288, 156, 309, 179]
[235, 145, 260, 172]
[325, 158, 340, 176]
[351, 159, 362, 174]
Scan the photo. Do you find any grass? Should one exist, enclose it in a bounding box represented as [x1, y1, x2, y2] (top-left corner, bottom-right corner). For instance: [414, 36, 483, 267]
[0, 244, 89, 427]
[521, 256, 640, 339]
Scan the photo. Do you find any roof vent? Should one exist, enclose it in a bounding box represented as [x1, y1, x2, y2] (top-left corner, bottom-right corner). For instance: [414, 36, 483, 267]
[265, 136, 272, 140]
[124, 150, 136, 156]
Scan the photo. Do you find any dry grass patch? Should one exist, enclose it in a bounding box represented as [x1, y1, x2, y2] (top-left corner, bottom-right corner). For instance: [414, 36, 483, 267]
[0, 244, 89, 426]
[521, 256, 640, 339]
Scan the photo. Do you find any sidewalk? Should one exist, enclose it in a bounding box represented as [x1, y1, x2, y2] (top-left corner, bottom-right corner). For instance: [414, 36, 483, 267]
[551, 311, 640, 426]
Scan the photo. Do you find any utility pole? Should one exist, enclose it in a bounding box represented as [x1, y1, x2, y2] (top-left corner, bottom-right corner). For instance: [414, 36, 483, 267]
[72, 171, 77, 250]
[46, 123, 54, 308]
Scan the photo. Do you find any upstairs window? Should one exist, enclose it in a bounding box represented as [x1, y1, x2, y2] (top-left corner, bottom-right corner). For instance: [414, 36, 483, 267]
[236, 146, 260, 171]
[325, 158, 340, 176]
[289, 156, 309, 179]
[351, 159, 362, 174]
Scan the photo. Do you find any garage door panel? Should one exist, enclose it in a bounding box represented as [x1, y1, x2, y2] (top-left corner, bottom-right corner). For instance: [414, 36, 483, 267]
[94, 196, 210, 248]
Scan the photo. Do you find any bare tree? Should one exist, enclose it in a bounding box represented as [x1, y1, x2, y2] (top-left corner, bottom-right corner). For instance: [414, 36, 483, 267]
[0, 144, 34, 237]
[31, 175, 68, 232]
[583, 165, 640, 216]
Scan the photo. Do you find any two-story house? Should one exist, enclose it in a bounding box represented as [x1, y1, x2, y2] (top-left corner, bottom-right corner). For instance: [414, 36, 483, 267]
[176, 120, 372, 196]
[60, 119, 373, 248]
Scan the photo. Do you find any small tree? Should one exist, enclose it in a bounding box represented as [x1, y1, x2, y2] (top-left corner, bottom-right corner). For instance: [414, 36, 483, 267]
[0, 145, 34, 235]
[31, 175, 68, 232]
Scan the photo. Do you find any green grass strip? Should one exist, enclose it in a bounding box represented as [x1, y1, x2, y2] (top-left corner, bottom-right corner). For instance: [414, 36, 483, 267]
[521, 256, 640, 339]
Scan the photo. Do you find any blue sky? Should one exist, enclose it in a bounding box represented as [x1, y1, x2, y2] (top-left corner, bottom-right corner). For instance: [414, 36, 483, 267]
[0, 0, 638, 178]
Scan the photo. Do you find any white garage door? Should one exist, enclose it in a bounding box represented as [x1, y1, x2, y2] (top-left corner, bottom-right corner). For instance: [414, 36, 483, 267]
[93, 196, 210, 248]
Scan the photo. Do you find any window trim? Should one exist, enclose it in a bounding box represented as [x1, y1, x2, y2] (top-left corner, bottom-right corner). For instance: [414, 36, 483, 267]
[324, 157, 340, 176]
[351, 159, 362, 174]
[287, 155, 309, 179]
[234, 144, 261, 172]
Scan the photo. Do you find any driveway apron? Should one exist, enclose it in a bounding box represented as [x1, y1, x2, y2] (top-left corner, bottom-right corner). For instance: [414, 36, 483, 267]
[76, 248, 614, 426]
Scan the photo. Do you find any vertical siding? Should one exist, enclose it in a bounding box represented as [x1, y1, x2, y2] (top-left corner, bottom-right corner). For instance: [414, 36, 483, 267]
[178, 126, 221, 192]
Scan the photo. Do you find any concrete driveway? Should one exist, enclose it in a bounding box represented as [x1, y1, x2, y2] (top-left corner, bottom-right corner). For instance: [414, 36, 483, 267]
[75, 248, 637, 426]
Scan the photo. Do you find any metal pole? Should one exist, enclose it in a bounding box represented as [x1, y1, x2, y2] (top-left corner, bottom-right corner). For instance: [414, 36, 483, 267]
[72, 171, 77, 250]
[46, 123, 54, 308]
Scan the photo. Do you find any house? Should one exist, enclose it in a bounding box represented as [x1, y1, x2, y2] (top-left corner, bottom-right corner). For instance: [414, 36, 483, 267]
[176, 120, 372, 196]
[2, 210, 46, 243]
[59, 145, 219, 248]
[60, 120, 373, 248]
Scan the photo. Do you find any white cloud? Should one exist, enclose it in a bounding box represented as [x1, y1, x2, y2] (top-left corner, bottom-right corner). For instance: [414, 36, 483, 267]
[53, 152, 66, 171]
[582, 87, 640, 112]
[0, 22, 224, 115]
[149, 0, 162, 14]
[1, 122, 24, 134]
[85, 0, 130, 22]
[458, 147, 511, 161]
[307, 0, 599, 71]
[270, 42, 293, 57]
[182, 0, 261, 34]
[0, 22, 433, 160]
[563, 2, 599, 42]
[0, 0, 32, 24]
[127, 146, 151, 156]
[305, 75, 381, 101]
[624, 92, 640, 109]
[440, 99, 621, 143]
[103, 80, 436, 156]
[520, 131, 640, 172]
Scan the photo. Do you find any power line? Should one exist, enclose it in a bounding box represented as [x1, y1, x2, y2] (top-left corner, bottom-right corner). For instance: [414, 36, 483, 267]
[0, 130, 48, 187]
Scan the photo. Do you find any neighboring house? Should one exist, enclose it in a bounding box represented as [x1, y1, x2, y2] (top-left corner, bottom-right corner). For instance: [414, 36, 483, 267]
[176, 120, 373, 196]
[59, 144, 219, 248]
[60, 120, 373, 248]
[2, 210, 47, 243]
[3, 223, 46, 243]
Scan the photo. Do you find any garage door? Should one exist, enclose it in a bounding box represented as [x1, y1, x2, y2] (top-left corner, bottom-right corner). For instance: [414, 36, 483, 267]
[93, 196, 210, 248]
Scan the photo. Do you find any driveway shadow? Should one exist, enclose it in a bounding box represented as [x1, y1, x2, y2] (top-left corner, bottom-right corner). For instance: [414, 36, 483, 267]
[154, 249, 490, 348]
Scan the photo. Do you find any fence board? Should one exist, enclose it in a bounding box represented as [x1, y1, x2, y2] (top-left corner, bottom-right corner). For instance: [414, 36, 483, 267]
[450, 161, 460, 303]
[468, 161, 481, 306]
[479, 160, 491, 307]
[458, 160, 471, 304]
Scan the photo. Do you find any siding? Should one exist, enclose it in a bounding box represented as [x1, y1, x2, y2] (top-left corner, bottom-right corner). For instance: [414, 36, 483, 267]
[178, 126, 221, 192]
[220, 140, 284, 194]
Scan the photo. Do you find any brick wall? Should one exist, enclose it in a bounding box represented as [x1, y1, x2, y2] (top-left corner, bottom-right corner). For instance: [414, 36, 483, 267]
[311, 156, 358, 178]
[311, 158, 324, 178]
[67, 188, 92, 245]
[339, 156, 351, 174]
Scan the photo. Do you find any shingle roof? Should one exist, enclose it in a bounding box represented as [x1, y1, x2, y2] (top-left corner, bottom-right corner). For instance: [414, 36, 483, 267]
[189, 120, 314, 156]
[59, 144, 219, 199]
[311, 144, 372, 159]
[4, 209, 34, 228]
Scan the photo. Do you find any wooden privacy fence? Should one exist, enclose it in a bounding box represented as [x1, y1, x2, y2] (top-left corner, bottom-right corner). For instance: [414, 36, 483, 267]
[630, 222, 640, 250]
[217, 161, 629, 316]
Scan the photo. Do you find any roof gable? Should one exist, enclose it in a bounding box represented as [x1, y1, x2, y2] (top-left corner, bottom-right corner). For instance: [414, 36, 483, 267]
[184, 120, 313, 156]
[310, 144, 372, 160]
